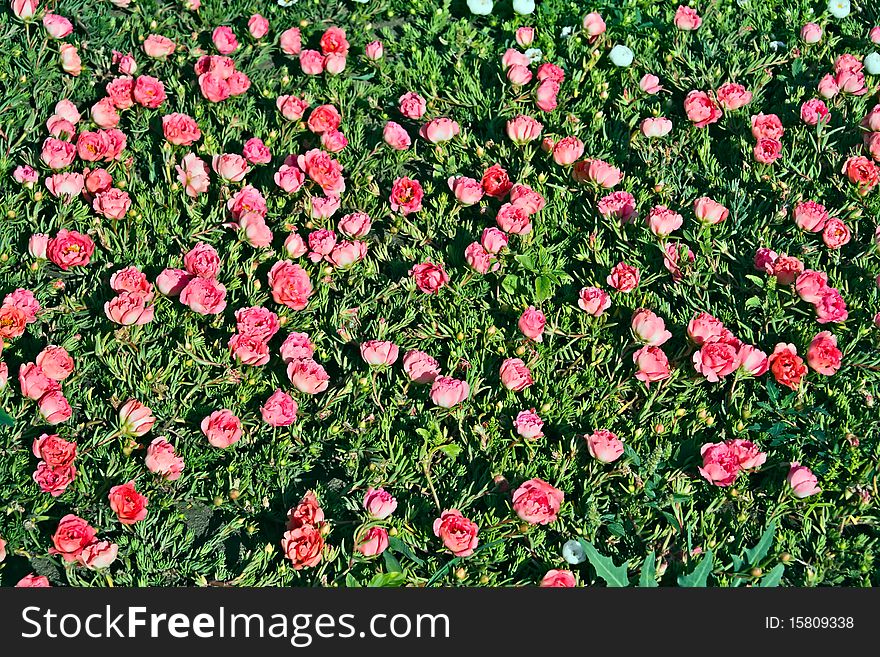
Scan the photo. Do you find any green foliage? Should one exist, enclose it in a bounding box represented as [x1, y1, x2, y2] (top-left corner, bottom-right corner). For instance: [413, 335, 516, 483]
[0, 0, 877, 588]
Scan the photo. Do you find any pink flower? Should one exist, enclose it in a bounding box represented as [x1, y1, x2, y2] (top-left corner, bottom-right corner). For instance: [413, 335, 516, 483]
[514, 409, 544, 439]
[144, 34, 176, 58]
[274, 164, 305, 193]
[822, 218, 850, 249]
[43, 13, 73, 39]
[47, 229, 94, 270]
[93, 188, 131, 220]
[338, 212, 372, 238]
[212, 153, 249, 182]
[180, 277, 227, 315]
[307, 104, 342, 134]
[516, 27, 535, 47]
[792, 201, 828, 232]
[507, 64, 533, 86]
[506, 114, 543, 145]
[176, 153, 210, 197]
[801, 99, 830, 126]
[481, 227, 509, 254]
[500, 357, 533, 391]
[647, 205, 683, 236]
[35, 346, 74, 381]
[320, 26, 349, 56]
[410, 261, 449, 294]
[299, 49, 326, 75]
[360, 340, 400, 366]
[575, 158, 623, 187]
[356, 527, 389, 557]
[582, 11, 606, 36]
[248, 14, 269, 39]
[769, 255, 804, 285]
[598, 191, 637, 222]
[639, 74, 662, 94]
[287, 358, 330, 395]
[586, 429, 624, 464]
[716, 82, 752, 110]
[118, 399, 155, 436]
[814, 288, 848, 324]
[398, 91, 426, 119]
[541, 570, 576, 587]
[201, 409, 242, 448]
[511, 478, 564, 525]
[496, 203, 531, 234]
[45, 172, 84, 198]
[674, 5, 701, 30]
[0, 305, 26, 340]
[518, 307, 546, 342]
[753, 138, 782, 164]
[640, 117, 672, 138]
[59, 43, 82, 76]
[50, 514, 96, 562]
[447, 176, 484, 206]
[38, 390, 72, 425]
[738, 344, 769, 376]
[631, 309, 672, 346]
[41, 137, 76, 169]
[534, 79, 560, 112]
[383, 121, 411, 150]
[91, 97, 119, 128]
[402, 350, 440, 384]
[633, 345, 671, 386]
[280, 332, 315, 363]
[693, 196, 728, 225]
[607, 262, 640, 292]
[801, 23, 822, 43]
[133, 75, 166, 108]
[420, 117, 460, 143]
[787, 462, 820, 498]
[430, 376, 470, 408]
[79, 541, 118, 570]
[4, 288, 40, 322]
[260, 389, 299, 427]
[466, 243, 490, 275]
[693, 341, 740, 382]
[684, 90, 721, 127]
[510, 184, 546, 215]
[795, 269, 828, 303]
[321, 130, 348, 153]
[12, 0, 38, 20]
[818, 74, 839, 99]
[807, 331, 841, 376]
[156, 268, 192, 296]
[108, 480, 149, 524]
[228, 333, 270, 366]
[665, 241, 695, 282]
[104, 292, 154, 325]
[16, 574, 51, 588]
[145, 438, 185, 481]
[276, 94, 309, 121]
[842, 156, 879, 193]
[365, 40, 384, 61]
[212, 26, 238, 54]
[242, 137, 271, 165]
[297, 149, 345, 195]
[363, 488, 397, 519]
[433, 510, 479, 557]
[33, 462, 76, 496]
[280, 27, 302, 56]
[577, 286, 611, 316]
[552, 136, 585, 165]
[268, 261, 313, 310]
[698, 442, 741, 486]
[14, 165, 39, 186]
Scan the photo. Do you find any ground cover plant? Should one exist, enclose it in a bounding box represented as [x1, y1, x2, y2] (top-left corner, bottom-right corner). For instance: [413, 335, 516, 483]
[0, 0, 879, 588]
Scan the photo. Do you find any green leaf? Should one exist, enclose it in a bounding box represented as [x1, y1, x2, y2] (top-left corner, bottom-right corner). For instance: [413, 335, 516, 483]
[436, 444, 461, 460]
[677, 550, 714, 587]
[760, 564, 785, 587]
[367, 571, 407, 587]
[578, 540, 630, 587]
[501, 274, 519, 295]
[514, 254, 536, 270]
[744, 522, 777, 567]
[535, 275, 553, 303]
[345, 573, 360, 588]
[383, 549, 402, 573]
[388, 537, 425, 566]
[0, 409, 13, 427]
[638, 552, 658, 587]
